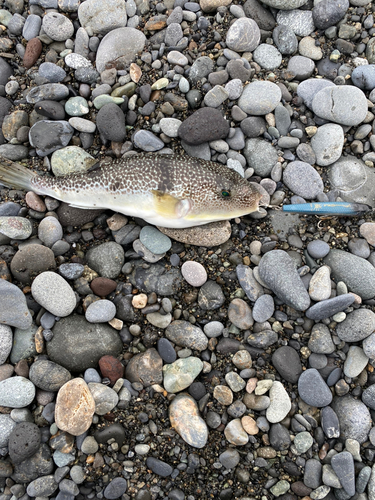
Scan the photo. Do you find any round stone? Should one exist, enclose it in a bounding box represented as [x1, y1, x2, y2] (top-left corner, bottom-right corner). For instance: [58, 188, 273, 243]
[219, 449, 240, 469]
[213, 385, 233, 405]
[298, 369, 332, 407]
[283, 161, 324, 199]
[294, 431, 313, 453]
[166, 321, 208, 351]
[55, 378, 95, 436]
[228, 298, 253, 330]
[42, 12, 74, 41]
[104, 477, 127, 500]
[31, 271, 76, 317]
[253, 44, 282, 70]
[311, 123, 344, 167]
[331, 395, 372, 444]
[29, 359, 71, 391]
[336, 308, 375, 342]
[312, 86, 368, 126]
[224, 418, 249, 446]
[8, 422, 41, 464]
[0, 376, 36, 408]
[307, 240, 330, 259]
[86, 242, 124, 279]
[181, 261, 208, 287]
[226, 18, 260, 52]
[238, 81, 282, 115]
[162, 357, 203, 393]
[85, 300, 116, 323]
[139, 226, 172, 254]
[88, 383, 118, 415]
[266, 381, 291, 423]
[48, 315, 122, 372]
[169, 393, 208, 448]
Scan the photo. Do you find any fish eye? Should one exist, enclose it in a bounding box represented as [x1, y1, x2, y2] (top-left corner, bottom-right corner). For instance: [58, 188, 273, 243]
[221, 190, 231, 198]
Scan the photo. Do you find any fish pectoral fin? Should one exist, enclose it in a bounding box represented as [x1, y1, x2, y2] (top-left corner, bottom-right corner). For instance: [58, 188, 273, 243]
[152, 190, 192, 219]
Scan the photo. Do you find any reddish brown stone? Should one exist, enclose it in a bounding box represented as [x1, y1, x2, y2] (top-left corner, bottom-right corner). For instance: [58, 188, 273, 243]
[144, 15, 167, 30]
[23, 38, 42, 69]
[14, 359, 29, 378]
[99, 355, 124, 384]
[90, 277, 117, 297]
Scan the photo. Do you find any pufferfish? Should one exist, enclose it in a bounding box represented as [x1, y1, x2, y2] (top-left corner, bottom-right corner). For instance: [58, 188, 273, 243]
[0, 153, 264, 228]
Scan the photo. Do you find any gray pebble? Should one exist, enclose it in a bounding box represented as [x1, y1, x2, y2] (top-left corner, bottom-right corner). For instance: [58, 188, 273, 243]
[298, 368, 332, 407]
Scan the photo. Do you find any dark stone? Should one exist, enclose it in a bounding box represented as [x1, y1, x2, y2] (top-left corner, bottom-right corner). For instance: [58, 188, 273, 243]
[331, 452, 355, 497]
[178, 108, 230, 145]
[0, 58, 13, 86]
[129, 261, 182, 296]
[48, 315, 122, 372]
[11, 444, 54, 483]
[272, 346, 302, 383]
[312, 0, 349, 30]
[198, 280, 225, 310]
[29, 359, 71, 391]
[157, 338, 177, 364]
[96, 103, 126, 142]
[146, 457, 173, 477]
[94, 423, 125, 447]
[8, 422, 41, 464]
[125, 348, 163, 387]
[298, 368, 332, 407]
[269, 423, 291, 451]
[115, 295, 135, 322]
[34, 101, 65, 120]
[103, 477, 127, 499]
[331, 395, 372, 444]
[243, 0, 276, 30]
[321, 406, 340, 438]
[56, 202, 105, 226]
[10, 244, 56, 284]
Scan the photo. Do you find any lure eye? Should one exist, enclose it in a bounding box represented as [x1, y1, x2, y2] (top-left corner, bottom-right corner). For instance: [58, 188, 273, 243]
[221, 190, 231, 198]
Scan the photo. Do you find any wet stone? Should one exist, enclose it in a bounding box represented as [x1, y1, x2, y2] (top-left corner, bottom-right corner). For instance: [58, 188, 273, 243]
[259, 250, 310, 311]
[225, 372, 246, 392]
[163, 356, 203, 393]
[55, 378, 95, 436]
[166, 321, 208, 351]
[146, 457, 172, 477]
[125, 348, 163, 387]
[169, 393, 208, 448]
[266, 381, 291, 423]
[298, 369, 332, 407]
[272, 346, 302, 383]
[29, 359, 71, 391]
[48, 315, 122, 372]
[198, 280, 225, 310]
[224, 418, 248, 446]
[8, 422, 41, 464]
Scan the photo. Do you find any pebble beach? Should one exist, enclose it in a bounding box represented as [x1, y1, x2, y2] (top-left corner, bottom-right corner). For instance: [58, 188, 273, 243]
[1, 0, 375, 499]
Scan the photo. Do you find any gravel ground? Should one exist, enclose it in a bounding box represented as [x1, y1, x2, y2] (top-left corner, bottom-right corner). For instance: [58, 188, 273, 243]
[1, 0, 375, 500]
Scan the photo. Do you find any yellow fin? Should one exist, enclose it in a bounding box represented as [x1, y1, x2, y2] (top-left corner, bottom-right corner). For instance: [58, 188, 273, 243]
[152, 190, 191, 219]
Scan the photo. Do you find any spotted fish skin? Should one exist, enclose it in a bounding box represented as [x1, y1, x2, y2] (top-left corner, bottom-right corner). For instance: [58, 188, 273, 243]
[0, 153, 263, 228]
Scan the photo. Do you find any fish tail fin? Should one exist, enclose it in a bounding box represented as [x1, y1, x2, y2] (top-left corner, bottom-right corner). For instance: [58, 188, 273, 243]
[0, 156, 39, 191]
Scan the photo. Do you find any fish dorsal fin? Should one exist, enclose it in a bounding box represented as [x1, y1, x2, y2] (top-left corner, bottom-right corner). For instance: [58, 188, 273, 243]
[152, 190, 192, 219]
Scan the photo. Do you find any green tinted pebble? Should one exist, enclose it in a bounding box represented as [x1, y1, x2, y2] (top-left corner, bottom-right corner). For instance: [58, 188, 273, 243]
[65, 97, 89, 116]
[51, 146, 96, 176]
[330, 49, 340, 62]
[111, 82, 137, 98]
[0, 9, 12, 26]
[59, 49, 72, 58]
[93, 95, 124, 109]
[151, 78, 169, 90]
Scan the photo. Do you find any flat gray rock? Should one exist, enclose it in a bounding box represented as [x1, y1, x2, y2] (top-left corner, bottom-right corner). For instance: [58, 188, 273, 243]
[283, 160, 324, 199]
[324, 249, 375, 300]
[96, 27, 146, 73]
[337, 308, 375, 342]
[166, 321, 208, 351]
[331, 395, 372, 444]
[298, 368, 332, 407]
[47, 315, 122, 372]
[328, 155, 375, 208]
[297, 78, 335, 109]
[78, 0, 127, 34]
[0, 376, 36, 408]
[0, 279, 32, 330]
[312, 86, 368, 126]
[260, 0, 307, 8]
[259, 250, 310, 310]
[225, 18, 260, 52]
[311, 124, 344, 166]
[243, 138, 278, 177]
[238, 81, 281, 116]
[305, 294, 355, 321]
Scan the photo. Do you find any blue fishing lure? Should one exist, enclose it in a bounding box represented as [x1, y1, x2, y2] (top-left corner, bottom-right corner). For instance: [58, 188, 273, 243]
[282, 202, 371, 217]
